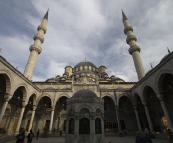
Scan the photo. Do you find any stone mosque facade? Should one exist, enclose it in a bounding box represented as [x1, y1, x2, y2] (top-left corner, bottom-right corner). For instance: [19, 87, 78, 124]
[0, 10, 173, 137]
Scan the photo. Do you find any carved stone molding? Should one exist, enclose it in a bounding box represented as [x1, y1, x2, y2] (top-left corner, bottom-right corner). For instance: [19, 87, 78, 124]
[33, 34, 44, 43]
[124, 26, 133, 34]
[37, 24, 47, 34]
[126, 35, 137, 44]
[128, 45, 141, 55]
[29, 44, 42, 54]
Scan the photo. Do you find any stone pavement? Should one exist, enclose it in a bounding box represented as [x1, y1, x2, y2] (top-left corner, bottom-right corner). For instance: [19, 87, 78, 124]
[3, 136, 168, 143]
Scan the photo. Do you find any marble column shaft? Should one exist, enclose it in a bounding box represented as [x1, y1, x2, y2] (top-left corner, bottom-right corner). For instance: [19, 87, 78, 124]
[15, 102, 27, 134]
[115, 106, 121, 131]
[0, 94, 11, 124]
[142, 102, 154, 131]
[28, 106, 36, 132]
[49, 108, 55, 132]
[133, 105, 142, 131]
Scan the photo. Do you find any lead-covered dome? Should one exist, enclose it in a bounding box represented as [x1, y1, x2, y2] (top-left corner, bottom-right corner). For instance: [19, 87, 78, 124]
[72, 89, 97, 99]
[74, 61, 96, 68]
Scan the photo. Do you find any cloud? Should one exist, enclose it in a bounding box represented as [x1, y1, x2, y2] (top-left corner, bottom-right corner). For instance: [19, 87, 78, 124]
[0, 0, 172, 82]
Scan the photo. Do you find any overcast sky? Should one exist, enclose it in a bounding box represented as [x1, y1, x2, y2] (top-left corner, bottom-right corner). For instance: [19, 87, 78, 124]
[0, 0, 173, 82]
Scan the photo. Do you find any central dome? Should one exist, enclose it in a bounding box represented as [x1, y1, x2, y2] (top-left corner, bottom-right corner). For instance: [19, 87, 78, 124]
[73, 89, 97, 99]
[74, 61, 96, 68]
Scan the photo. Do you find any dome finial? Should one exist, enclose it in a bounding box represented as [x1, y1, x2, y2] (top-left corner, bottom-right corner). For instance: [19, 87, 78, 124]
[43, 8, 49, 20]
[167, 47, 171, 54]
[150, 63, 153, 69]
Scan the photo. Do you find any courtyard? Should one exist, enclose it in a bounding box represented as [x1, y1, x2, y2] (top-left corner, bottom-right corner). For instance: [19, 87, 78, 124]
[4, 136, 168, 143]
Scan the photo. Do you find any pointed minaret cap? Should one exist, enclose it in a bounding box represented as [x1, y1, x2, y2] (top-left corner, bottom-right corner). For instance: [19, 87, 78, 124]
[43, 9, 49, 20]
[167, 47, 171, 54]
[121, 9, 128, 22]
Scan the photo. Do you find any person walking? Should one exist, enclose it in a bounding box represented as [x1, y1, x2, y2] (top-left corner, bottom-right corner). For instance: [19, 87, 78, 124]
[27, 129, 34, 143]
[166, 129, 173, 143]
[36, 129, 39, 140]
[16, 131, 25, 143]
[60, 130, 62, 136]
[144, 133, 152, 143]
[135, 132, 145, 143]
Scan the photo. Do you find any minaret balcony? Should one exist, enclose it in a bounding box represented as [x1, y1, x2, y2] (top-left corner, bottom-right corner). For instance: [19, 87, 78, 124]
[29, 45, 42, 54]
[33, 34, 44, 43]
[126, 35, 137, 44]
[128, 45, 141, 54]
[37, 24, 47, 34]
[124, 26, 133, 34]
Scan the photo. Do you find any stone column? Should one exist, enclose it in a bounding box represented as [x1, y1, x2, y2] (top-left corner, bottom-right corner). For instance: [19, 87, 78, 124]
[14, 101, 27, 135]
[142, 101, 154, 132]
[133, 104, 142, 131]
[0, 94, 11, 124]
[28, 106, 37, 132]
[90, 114, 95, 143]
[74, 113, 79, 143]
[115, 105, 123, 136]
[159, 96, 173, 129]
[49, 108, 55, 132]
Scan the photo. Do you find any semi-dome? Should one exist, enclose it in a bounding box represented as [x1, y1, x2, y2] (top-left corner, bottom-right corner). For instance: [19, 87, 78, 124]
[72, 89, 97, 99]
[74, 61, 96, 68]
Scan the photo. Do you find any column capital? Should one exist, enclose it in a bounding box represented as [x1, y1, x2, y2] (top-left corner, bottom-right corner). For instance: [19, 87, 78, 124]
[115, 105, 119, 110]
[32, 106, 37, 111]
[22, 101, 27, 108]
[133, 104, 138, 110]
[142, 101, 147, 106]
[4, 93, 12, 101]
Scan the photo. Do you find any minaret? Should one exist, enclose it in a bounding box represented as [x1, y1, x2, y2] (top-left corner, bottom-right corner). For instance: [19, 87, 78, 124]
[24, 9, 49, 80]
[122, 10, 146, 80]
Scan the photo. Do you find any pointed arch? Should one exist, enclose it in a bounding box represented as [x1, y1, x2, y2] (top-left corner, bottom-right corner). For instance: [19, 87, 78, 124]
[36, 93, 53, 106]
[0, 70, 13, 95]
[101, 93, 116, 105]
[117, 94, 134, 105]
[77, 104, 93, 112]
[53, 93, 70, 107]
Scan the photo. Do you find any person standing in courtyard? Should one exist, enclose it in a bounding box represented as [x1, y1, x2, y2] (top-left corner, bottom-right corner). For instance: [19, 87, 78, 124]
[166, 129, 173, 143]
[60, 130, 62, 136]
[36, 129, 39, 140]
[144, 133, 152, 143]
[135, 132, 145, 143]
[27, 129, 34, 143]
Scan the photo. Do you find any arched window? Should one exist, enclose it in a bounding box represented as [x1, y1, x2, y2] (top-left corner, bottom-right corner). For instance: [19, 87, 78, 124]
[95, 118, 102, 134]
[68, 118, 75, 134]
[79, 118, 90, 134]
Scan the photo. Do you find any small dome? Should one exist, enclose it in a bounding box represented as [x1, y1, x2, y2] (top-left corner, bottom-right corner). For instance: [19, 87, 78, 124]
[74, 61, 96, 68]
[73, 89, 97, 99]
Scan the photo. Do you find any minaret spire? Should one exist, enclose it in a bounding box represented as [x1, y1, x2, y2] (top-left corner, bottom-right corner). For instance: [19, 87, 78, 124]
[122, 10, 146, 80]
[23, 10, 49, 80]
[43, 8, 49, 20]
[121, 9, 128, 22]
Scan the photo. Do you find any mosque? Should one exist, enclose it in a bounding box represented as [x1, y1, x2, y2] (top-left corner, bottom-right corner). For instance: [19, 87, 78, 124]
[0, 9, 173, 138]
